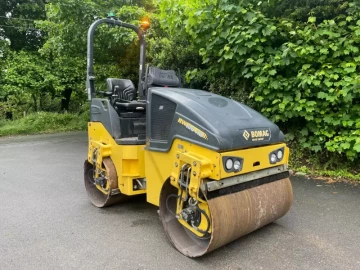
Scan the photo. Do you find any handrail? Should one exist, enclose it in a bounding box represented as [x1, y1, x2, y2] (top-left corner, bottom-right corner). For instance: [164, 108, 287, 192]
[86, 18, 146, 101]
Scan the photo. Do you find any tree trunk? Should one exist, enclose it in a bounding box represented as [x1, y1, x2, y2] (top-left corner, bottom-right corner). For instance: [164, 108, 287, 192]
[60, 87, 72, 112]
[32, 94, 37, 112]
[5, 111, 13, 120]
[39, 92, 45, 111]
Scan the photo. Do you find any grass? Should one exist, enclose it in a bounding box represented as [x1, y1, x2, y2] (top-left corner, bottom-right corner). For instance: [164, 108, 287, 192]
[288, 142, 360, 181]
[0, 112, 89, 137]
[292, 165, 360, 181]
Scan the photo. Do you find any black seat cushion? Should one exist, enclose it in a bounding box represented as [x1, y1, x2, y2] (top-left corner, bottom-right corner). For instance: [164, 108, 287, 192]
[115, 100, 146, 110]
[106, 78, 136, 101]
[147, 67, 180, 87]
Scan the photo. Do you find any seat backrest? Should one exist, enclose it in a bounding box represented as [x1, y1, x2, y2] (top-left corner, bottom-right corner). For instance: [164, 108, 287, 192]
[106, 78, 136, 101]
[146, 67, 180, 88]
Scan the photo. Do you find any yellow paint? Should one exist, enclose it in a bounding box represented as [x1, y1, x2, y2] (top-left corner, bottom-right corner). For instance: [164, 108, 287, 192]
[87, 122, 146, 196]
[144, 139, 288, 236]
[88, 122, 288, 200]
[145, 139, 289, 206]
[88, 121, 290, 237]
[145, 139, 219, 206]
[219, 144, 289, 179]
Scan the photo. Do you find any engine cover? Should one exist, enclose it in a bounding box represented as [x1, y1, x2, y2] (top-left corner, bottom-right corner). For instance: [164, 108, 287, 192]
[146, 87, 285, 152]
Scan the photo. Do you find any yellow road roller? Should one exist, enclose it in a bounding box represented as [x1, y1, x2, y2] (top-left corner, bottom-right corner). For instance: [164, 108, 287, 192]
[84, 16, 293, 258]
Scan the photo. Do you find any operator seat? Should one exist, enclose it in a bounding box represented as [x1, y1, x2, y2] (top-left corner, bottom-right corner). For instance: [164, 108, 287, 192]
[144, 67, 181, 98]
[146, 67, 180, 88]
[104, 78, 146, 145]
[106, 78, 136, 101]
[106, 78, 146, 112]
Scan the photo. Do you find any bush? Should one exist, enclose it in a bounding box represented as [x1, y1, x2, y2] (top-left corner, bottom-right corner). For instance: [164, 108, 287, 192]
[0, 112, 88, 137]
[158, 0, 360, 162]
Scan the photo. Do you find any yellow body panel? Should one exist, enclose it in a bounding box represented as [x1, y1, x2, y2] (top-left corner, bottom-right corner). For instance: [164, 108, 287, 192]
[87, 121, 289, 237]
[145, 139, 218, 206]
[87, 122, 289, 206]
[87, 122, 146, 196]
[145, 138, 289, 206]
[219, 144, 289, 179]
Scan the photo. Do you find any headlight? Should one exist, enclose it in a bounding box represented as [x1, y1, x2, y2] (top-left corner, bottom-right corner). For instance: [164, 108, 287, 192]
[269, 147, 285, 164]
[270, 153, 277, 164]
[223, 157, 243, 173]
[225, 158, 233, 170]
[233, 160, 241, 171]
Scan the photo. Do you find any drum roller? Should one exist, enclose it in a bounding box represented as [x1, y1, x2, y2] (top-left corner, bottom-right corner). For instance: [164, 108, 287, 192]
[84, 158, 127, 208]
[159, 177, 293, 257]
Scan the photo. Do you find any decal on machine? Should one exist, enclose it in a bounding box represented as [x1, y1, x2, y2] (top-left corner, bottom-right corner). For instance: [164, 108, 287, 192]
[242, 128, 271, 142]
[178, 118, 208, 140]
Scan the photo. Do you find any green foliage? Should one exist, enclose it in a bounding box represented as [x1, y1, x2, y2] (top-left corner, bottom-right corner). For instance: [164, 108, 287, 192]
[1, 0, 149, 117]
[147, 12, 204, 88]
[250, 12, 360, 160]
[262, 0, 349, 22]
[1, 51, 59, 114]
[157, 0, 360, 162]
[0, 0, 46, 51]
[253, 8, 360, 160]
[288, 140, 360, 180]
[294, 165, 360, 181]
[34, 0, 148, 108]
[0, 112, 88, 136]
[37, 1, 147, 58]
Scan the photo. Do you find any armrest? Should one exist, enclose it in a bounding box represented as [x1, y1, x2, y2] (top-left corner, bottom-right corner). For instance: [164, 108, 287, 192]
[115, 101, 146, 110]
[98, 91, 113, 97]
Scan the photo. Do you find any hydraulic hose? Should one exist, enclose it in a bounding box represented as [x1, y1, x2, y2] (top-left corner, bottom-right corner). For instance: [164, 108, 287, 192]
[192, 205, 211, 236]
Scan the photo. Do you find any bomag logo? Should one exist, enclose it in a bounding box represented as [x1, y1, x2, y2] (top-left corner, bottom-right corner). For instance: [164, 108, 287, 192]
[243, 130, 250, 140]
[178, 118, 208, 140]
[252, 130, 270, 138]
[242, 128, 271, 142]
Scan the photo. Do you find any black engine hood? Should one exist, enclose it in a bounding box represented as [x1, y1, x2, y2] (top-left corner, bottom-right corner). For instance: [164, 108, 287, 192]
[147, 88, 285, 152]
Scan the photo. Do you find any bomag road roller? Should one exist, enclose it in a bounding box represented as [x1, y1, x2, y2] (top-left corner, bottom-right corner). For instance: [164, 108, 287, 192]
[84, 15, 293, 258]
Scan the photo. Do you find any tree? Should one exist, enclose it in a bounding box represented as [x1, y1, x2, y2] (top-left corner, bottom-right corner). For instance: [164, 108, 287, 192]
[2, 51, 59, 115]
[262, 0, 348, 23]
[36, 0, 148, 110]
[0, 0, 46, 51]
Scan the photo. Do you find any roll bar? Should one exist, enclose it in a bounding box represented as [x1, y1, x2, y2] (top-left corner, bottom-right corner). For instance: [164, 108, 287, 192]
[86, 17, 146, 101]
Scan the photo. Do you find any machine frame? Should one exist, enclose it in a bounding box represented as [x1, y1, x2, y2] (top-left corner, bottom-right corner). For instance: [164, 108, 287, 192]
[84, 15, 293, 258]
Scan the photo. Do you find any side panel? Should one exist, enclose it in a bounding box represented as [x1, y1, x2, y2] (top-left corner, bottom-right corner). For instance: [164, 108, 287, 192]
[88, 122, 146, 196]
[90, 98, 121, 139]
[145, 139, 221, 206]
[145, 138, 289, 207]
